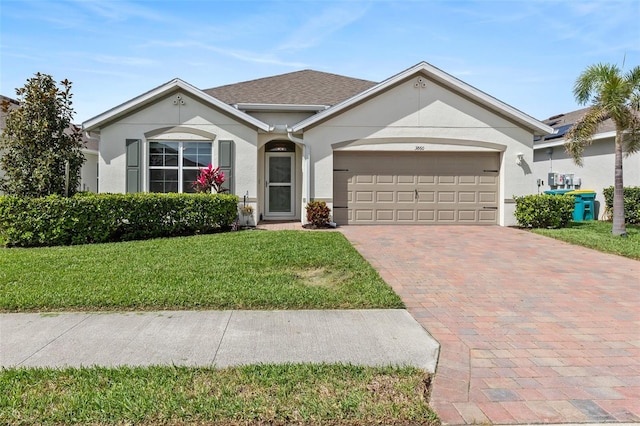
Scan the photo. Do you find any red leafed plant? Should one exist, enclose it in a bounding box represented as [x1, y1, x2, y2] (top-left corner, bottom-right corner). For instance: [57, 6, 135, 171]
[192, 164, 226, 193]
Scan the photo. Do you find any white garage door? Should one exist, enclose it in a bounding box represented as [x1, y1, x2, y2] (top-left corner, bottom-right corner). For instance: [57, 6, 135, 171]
[333, 151, 499, 225]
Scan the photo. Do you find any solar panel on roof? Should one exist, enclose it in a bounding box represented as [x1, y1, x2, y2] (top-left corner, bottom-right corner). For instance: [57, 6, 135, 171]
[555, 124, 573, 137]
[544, 123, 573, 140]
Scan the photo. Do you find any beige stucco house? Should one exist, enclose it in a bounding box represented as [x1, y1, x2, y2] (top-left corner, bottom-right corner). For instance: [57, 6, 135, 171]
[533, 108, 640, 219]
[83, 62, 553, 226]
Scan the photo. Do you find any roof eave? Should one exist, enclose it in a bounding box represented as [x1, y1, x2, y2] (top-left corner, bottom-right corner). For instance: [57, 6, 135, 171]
[534, 130, 617, 149]
[83, 79, 270, 132]
[291, 61, 554, 136]
[233, 103, 330, 112]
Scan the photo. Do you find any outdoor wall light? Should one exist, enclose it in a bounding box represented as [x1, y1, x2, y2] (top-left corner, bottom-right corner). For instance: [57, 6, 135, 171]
[516, 152, 524, 165]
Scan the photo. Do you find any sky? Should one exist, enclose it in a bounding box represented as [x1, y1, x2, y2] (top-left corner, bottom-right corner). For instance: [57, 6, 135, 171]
[1, 0, 639, 124]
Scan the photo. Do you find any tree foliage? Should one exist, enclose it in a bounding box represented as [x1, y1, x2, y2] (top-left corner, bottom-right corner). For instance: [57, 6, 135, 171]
[565, 63, 640, 236]
[0, 73, 85, 197]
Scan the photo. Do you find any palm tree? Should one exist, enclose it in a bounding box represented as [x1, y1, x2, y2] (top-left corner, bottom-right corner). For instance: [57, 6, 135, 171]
[565, 63, 640, 236]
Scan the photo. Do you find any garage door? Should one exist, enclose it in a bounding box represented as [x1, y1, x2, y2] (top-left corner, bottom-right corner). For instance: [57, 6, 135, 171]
[333, 151, 499, 225]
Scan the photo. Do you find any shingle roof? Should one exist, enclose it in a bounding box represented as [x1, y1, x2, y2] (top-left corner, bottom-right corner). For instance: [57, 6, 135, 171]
[203, 69, 378, 106]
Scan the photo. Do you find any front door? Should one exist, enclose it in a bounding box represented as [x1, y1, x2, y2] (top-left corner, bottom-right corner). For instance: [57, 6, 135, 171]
[265, 153, 295, 217]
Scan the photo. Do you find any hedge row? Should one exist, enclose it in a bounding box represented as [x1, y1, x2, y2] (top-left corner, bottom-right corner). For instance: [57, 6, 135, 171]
[602, 186, 640, 224]
[0, 192, 239, 247]
[513, 194, 575, 228]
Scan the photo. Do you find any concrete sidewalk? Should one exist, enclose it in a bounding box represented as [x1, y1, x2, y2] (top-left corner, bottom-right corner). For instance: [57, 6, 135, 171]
[1, 309, 439, 371]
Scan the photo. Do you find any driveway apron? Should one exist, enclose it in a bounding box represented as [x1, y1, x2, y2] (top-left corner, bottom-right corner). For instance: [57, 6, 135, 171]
[341, 225, 640, 425]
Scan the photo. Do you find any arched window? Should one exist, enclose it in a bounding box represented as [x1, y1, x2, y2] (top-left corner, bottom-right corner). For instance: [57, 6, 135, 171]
[265, 141, 295, 152]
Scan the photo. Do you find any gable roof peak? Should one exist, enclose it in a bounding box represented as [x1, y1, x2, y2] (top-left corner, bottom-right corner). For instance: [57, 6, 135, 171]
[83, 77, 270, 132]
[292, 61, 553, 135]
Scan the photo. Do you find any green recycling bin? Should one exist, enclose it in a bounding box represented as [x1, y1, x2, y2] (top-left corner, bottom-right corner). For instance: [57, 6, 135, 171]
[568, 190, 596, 221]
[570, 193, 585, 221]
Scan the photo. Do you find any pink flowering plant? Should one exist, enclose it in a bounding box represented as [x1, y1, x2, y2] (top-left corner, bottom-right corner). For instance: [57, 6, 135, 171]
[192, 164, 226, 193]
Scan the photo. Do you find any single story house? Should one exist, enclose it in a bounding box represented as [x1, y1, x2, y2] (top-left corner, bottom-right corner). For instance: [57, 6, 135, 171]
[533, 108, 640, 219]
[83, 61, 553, 226]
[0, 95, 99, 194]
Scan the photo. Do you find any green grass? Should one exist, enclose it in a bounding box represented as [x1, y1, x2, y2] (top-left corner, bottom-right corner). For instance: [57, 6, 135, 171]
[0, 364, 439, 426]
[0, 230, 403, 312]
[531, 221, 640, 259]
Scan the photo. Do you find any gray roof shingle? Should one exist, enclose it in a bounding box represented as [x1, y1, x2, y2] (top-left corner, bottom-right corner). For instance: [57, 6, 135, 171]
[203, 69, 378, 107]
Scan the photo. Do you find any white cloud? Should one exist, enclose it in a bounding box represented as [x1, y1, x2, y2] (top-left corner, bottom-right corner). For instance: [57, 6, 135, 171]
[62, 67, 140, 79]
[277, 2, 370, 51]
[92, 55, 157, 67]
[67, 0, 166, 22]
[141, 40, 307, 68]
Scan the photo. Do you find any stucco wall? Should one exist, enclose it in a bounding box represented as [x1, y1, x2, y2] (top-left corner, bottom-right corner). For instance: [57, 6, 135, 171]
[303, 76, 537, 226]
[80, 152, 98, 192]
[534, 138, 640, 219]
[98, 91, 259, 197]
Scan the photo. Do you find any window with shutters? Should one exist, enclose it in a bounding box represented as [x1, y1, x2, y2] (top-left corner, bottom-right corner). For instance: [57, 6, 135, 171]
[148, 141, 212, 193]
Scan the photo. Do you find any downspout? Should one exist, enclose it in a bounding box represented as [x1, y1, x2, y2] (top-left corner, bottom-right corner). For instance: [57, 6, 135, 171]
[286, 127, 310, 224]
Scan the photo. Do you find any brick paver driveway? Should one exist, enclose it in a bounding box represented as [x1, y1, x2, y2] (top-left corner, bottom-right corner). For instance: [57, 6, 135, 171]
[341, 225, 640, 425]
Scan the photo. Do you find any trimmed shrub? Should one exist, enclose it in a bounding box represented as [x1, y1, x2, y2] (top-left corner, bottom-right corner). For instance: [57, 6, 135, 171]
[305, 201, 331, 227]
[513, 194, 574, 228]
[602, 186, 640, 224]
[0, 192, 239, 247]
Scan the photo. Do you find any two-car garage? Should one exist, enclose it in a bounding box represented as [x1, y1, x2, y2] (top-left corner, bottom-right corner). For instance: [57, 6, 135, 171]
[332, 151, 500, 225]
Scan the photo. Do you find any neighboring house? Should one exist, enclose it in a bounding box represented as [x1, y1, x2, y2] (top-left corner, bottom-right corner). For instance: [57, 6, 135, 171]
[533, 108, 640, 219]
[0, 95, 19, 190]
[0, 94, 99, 194]
[83, 61, 552, 226]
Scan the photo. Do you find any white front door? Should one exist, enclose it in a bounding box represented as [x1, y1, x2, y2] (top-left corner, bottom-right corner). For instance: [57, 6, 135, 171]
[265, 152, 295, 217]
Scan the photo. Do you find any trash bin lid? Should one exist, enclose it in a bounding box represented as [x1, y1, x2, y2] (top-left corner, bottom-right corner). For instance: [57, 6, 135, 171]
[567, 190, 595, 194]
[567, 190, 596, 199]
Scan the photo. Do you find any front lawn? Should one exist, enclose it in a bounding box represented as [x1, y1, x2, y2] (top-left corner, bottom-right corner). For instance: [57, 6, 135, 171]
[531, 220, 640, 259]
[0, 364, 439, 426]
[0, 231, 403, 312]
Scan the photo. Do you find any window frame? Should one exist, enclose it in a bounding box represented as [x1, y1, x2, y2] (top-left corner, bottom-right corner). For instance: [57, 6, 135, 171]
[147, 140, 213, 193]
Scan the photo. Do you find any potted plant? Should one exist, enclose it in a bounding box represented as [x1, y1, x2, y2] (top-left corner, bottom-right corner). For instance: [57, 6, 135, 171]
[239, 205, 255, 227]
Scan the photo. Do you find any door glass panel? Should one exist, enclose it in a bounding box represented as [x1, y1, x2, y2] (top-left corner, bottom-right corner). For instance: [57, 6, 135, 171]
[269, 157, 291, 183]
[269, 186, 291, 212]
